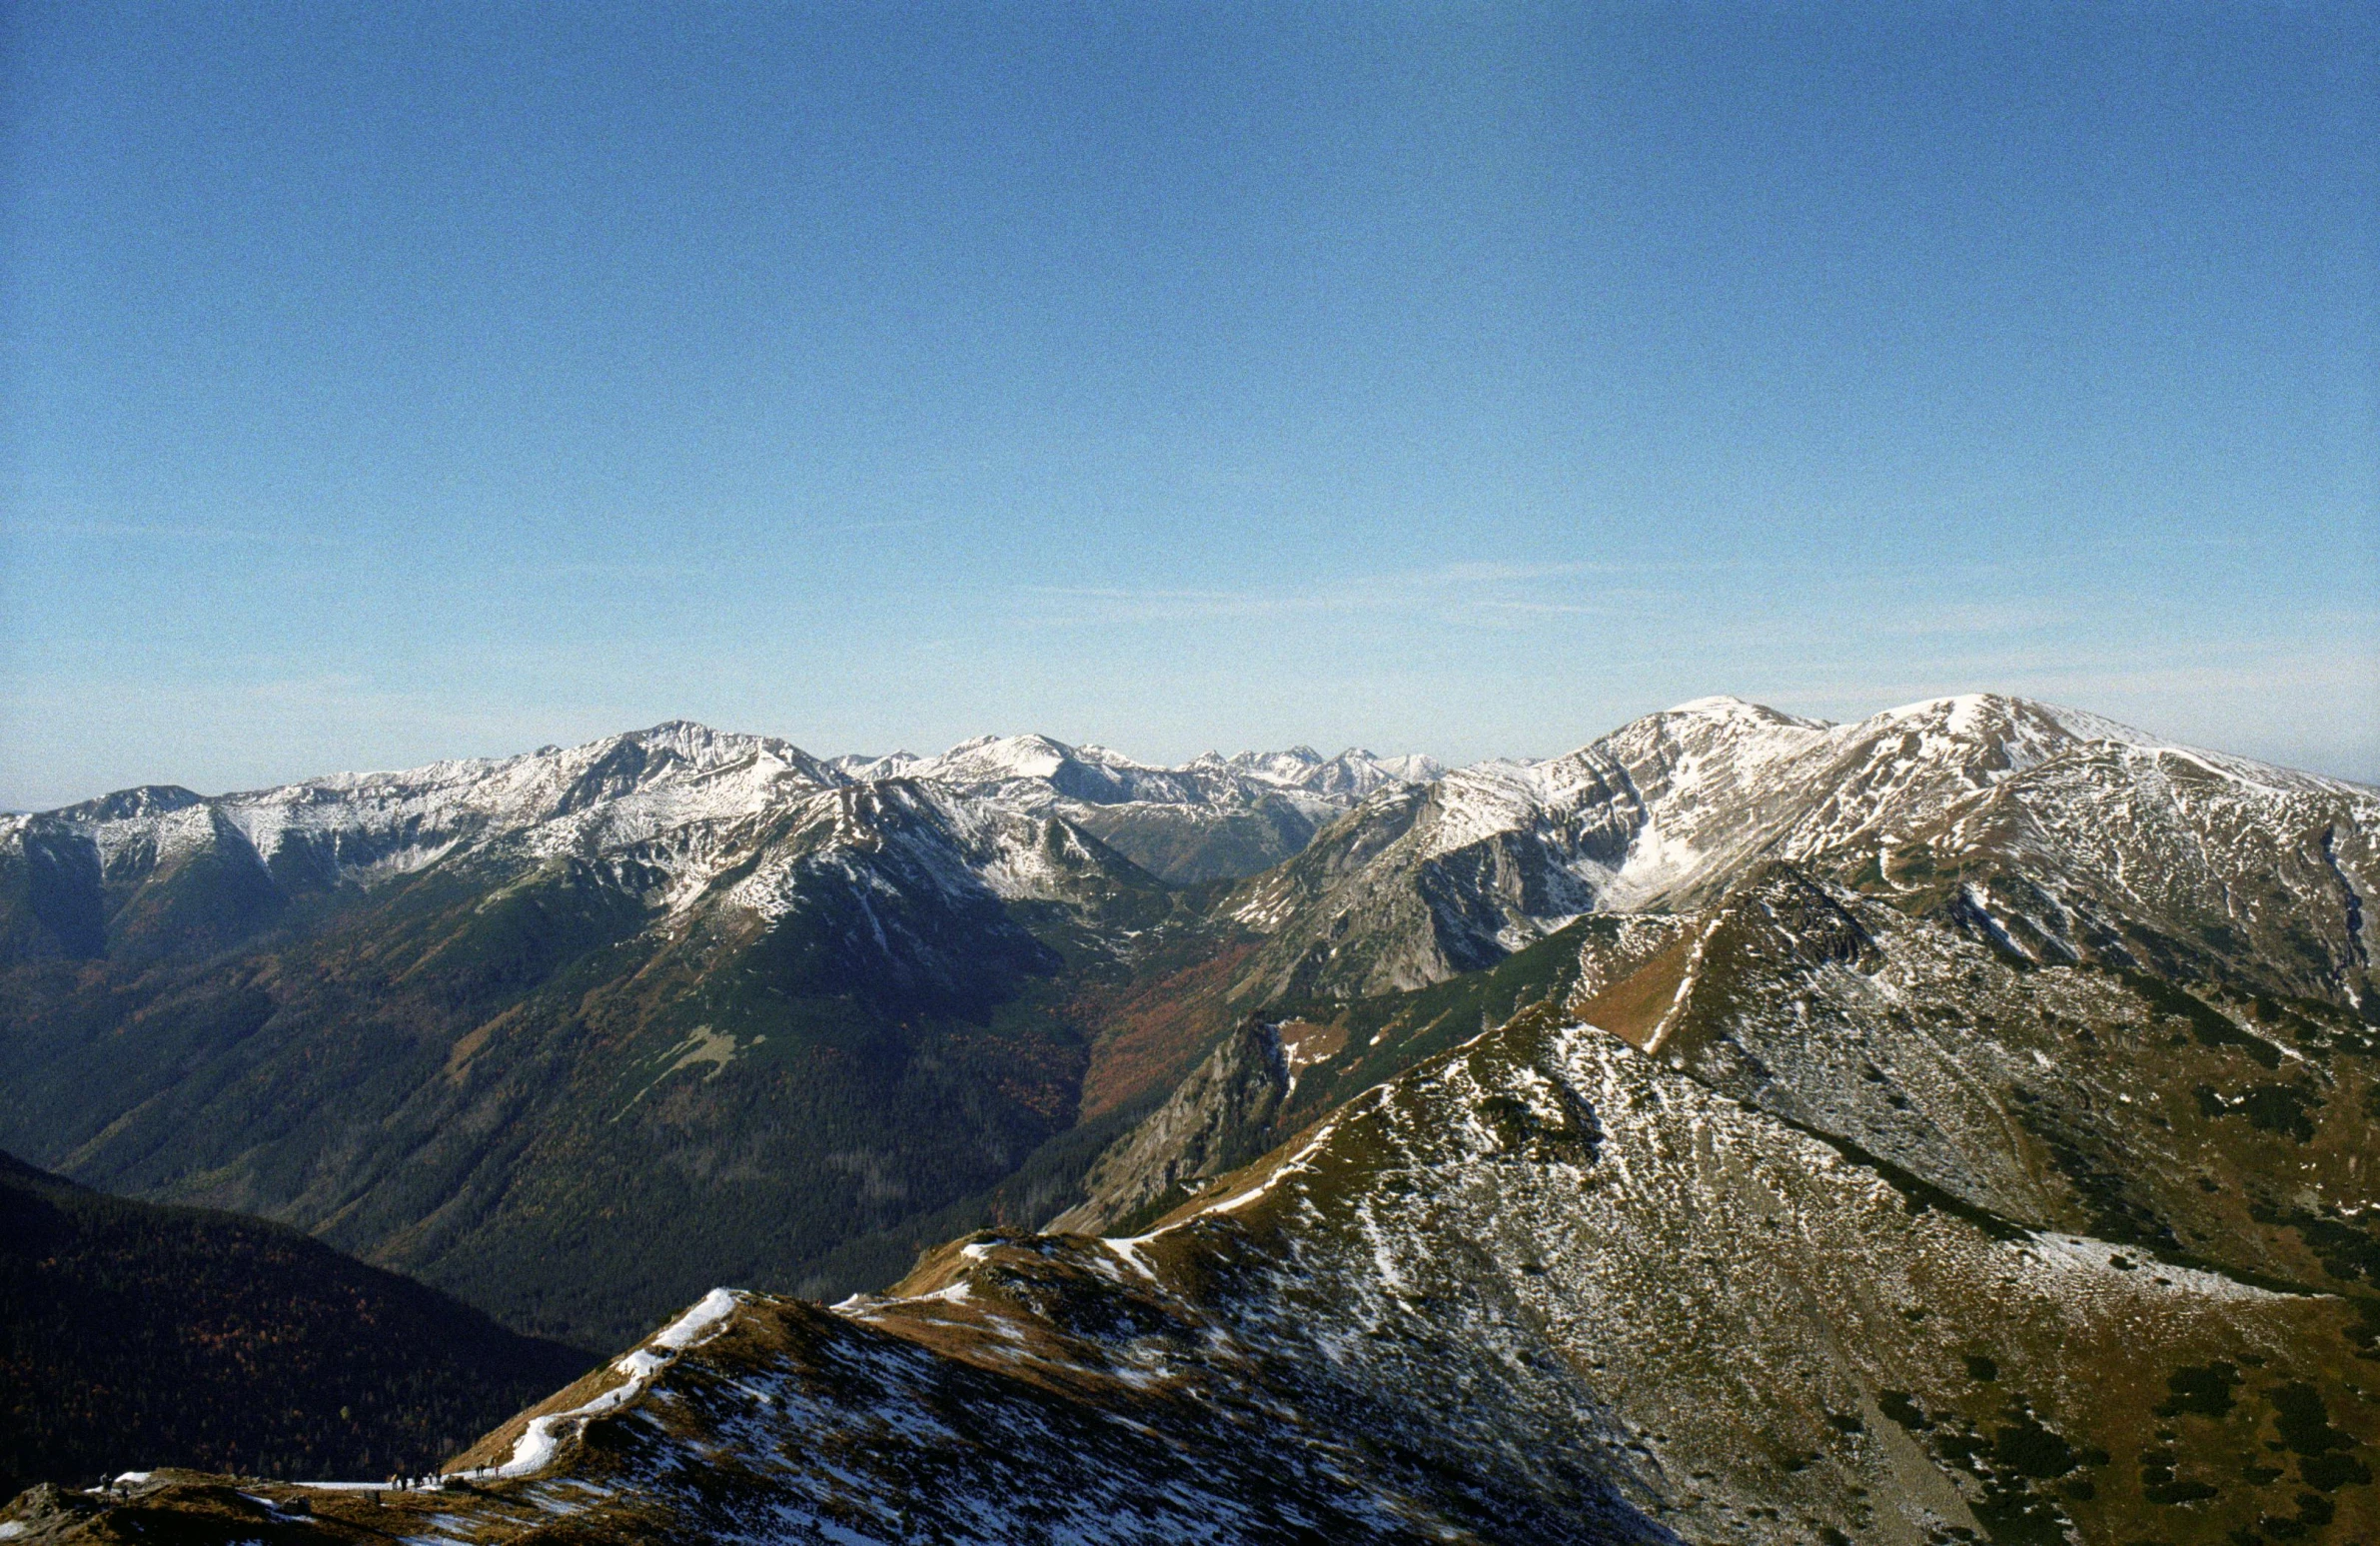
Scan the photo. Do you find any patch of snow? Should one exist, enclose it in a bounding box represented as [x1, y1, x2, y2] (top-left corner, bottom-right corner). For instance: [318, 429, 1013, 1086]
[498, 1289, 742, 1478]
[2023, 1233, 2297, 1303]
[652, 1287, 741, 1350]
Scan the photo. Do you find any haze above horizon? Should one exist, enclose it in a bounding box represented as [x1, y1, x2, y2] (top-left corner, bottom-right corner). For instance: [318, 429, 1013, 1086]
[5, 3, 2374, 808]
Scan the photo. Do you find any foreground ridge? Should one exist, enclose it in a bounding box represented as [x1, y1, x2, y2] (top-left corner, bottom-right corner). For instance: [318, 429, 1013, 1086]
[18, 976, 2377, 1544]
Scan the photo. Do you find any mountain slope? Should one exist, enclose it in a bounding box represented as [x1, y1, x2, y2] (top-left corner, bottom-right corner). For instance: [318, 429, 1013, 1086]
[1045, 694, 2371, 1261]
[32, 997, 2372, 1543]
[11, 696, 2375, 1545]
[1587, 861, 2380, 1314]
[1046, 911, 1680, 1235]
[9, 696, 2370, 1543]
[0, 1151, 591, 1499]
[0, 719, 1439, 1349]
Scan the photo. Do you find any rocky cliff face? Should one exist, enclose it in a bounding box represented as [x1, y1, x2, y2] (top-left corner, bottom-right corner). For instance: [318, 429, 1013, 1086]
[1044, 1017, 1293, 1235]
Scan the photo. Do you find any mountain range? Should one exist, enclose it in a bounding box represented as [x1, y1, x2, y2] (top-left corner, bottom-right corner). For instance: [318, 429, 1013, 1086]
[4, 693, 2375, 1544]
[0, 728, 1440, 1344]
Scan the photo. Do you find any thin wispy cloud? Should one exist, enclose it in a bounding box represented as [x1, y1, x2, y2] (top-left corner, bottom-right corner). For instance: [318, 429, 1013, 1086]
[1484, 600, 1619, 617]
[8, 519, 351, 550]
[1016, 559, 1701, 626]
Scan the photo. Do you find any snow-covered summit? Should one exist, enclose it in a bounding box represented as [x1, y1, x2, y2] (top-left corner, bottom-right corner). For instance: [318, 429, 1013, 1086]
[1225, 692, 2379, 1004]
[881, 733, 1439, 807]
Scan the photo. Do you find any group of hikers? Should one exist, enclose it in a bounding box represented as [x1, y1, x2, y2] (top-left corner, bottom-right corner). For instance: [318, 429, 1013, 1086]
[380, 1463, 508, 1495]
[93, 1466, 495, 1502]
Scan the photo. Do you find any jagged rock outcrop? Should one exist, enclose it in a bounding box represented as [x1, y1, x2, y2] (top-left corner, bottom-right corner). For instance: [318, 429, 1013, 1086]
[1045, 1017, 1293, 1235]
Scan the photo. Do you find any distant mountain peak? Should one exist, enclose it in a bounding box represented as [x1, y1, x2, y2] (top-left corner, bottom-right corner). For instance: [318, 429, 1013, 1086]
[1656, 695, 1830, 730]
[72, 784, 211, 821]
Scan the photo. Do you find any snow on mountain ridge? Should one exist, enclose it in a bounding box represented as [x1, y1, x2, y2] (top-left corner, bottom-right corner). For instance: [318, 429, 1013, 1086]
[1223, 691, 2378, 1004]
[891, 732, 1440, 807]
[21, 696, 2360, 984]
[1, 721, 1469, 974]
[11, 721, 1445, 902]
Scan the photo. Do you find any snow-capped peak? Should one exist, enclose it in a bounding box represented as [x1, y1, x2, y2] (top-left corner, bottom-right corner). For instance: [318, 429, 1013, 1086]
[829, 750, 924, 780]
[1668, 694, 1774, 716]
[913, 734, 1080, 785]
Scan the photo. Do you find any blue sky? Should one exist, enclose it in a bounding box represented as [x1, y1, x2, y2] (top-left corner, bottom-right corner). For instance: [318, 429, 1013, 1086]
[4, 2, 2374, 806]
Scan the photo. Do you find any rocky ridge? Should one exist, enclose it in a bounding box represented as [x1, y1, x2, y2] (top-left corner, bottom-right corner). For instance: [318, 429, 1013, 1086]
[0, 723, 1440, 967]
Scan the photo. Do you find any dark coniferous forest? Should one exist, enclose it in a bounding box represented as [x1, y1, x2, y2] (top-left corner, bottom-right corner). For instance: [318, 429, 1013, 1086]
[0, 1151, 591, 1498]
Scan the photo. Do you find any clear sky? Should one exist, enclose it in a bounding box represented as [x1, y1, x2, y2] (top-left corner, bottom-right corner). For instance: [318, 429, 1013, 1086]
[4, 2, 2375, 807]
